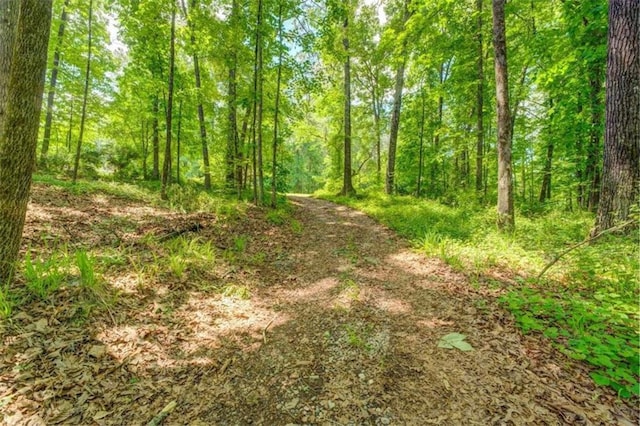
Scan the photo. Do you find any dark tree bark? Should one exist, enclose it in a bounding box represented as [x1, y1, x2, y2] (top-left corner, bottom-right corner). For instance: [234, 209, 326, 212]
[593, 0, 640, 233]
[385, 0, 410, 195]
[151, 96, 160, 180]
[0, 0, 19, 136]
[340, 12, 355, 196]
[271, 0, 284, 208]
[539, 141, 553, 202]
[181, 0, 211, 189]
[585, 65, 604, 211]
[0, 0, 52, 284]
[160, 3, 176, 200]
[65, 97, 73, 152]
[475, 0, 484, 194]
[492, 0, 514, 230]
[416, 86, 426, 197]
[141, 118, 148, 179]
[251, 0, 264, 204]
[39, 0, 69, 168]
[72, 0, 93, 184]
[176, 99, 182, 185]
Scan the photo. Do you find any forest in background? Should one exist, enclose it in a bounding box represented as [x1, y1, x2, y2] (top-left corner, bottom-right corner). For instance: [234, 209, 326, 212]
[0, 0, 638, 408]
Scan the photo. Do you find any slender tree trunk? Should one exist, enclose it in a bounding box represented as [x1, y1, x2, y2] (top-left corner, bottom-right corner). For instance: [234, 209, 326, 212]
[340, 12, 355, 196]
[271, 1, 283, 208]
[239, 105, 251, 191]
[176, 99, 182, 185]
[586, 67, 604, 211]
[475, 0, 484, 193]
[72, 0, 93, 184]
[0, 0, 52, 284]
[593, 0, 640, 234]
[39, 0, 69, 168]
[385, 1, 410, 195]
[141, 118, 148, 180]
[256, 0, 264, 203]
[228, 0, 240, 196]
[152, 96, 160, 180]
[66, 97, 73, 152]
[492, 0, 514, 230]
[416, 87, 426, 197]
[539, 141, 553, 202]
[251, 0, 264, 204]
[182, 0, 211, 190]
[161, 3, 176, 200]
[160, 0, 176, 200]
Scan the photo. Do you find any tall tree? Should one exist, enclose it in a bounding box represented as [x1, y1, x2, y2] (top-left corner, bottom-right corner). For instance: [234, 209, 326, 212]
[0, 0, 52, 283]
[161, 2, 177, 200]
[182, 0, 211, 189]
[72, 0, 94, 184]
[39, 0, 70, 168]
[271, 0, 284, 208]
[340, 5, 355, 196]
[251, 0, 265, 204]
[593, 0, 639, 233]
[385, 0, 411, 195]
[475, 0, 484, 193]
[492, 0, 514, 230]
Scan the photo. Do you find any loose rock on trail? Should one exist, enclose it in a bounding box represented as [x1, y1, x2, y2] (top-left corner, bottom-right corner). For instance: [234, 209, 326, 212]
[0, 186, 637, 425]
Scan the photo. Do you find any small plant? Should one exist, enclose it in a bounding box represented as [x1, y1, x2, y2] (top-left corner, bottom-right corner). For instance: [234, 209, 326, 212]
[75, 250, 98, 290]
[24, 252, 65, 299]
[0, 284, 13, 319]
[221, 283, 251, 300]
[233, 235, 248, 253]
[266, 209, 287, 225]
[169, 254, 186, 279]
[290, 219, 303, 235]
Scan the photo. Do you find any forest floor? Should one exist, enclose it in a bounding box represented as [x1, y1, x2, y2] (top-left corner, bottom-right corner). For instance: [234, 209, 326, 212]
[1, 183, 638, 425]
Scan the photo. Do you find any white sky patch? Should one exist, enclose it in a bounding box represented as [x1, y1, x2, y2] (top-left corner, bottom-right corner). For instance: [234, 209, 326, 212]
[106, 14, 127, 56]
[363, 0, 387, 25]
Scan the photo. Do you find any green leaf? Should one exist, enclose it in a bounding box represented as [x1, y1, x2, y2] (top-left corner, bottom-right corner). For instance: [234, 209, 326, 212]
[590, 371, 610, 386]
[438, 333, 474, 352]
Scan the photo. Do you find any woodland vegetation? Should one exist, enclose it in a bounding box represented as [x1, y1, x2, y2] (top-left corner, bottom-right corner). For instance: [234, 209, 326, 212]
[0, 0, 638, 421]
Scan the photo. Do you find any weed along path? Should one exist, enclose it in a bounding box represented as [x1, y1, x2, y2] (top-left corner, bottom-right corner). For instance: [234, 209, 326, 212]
[0, 185, 637, 425]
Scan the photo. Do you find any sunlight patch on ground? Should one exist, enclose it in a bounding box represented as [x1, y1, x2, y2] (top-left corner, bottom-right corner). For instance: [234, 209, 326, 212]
[274, 277, 339, 304]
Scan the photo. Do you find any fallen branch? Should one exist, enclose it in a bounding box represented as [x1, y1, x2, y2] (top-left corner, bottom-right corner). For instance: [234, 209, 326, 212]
[262, 316, 277, 344]
[537, 220, 634, 280]
[146, 400, 177, 426]
[157, 223, 203, 242]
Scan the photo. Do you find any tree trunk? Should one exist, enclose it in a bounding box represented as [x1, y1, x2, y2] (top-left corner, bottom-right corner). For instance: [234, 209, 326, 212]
[385, 1, 410, 195]
[176, 99, 182, 185]
[256, 0, 264, 203]
[251, 0, 264, 204]
[586, 66, 604, 211]
[593, 0, 640, 234]
[539, 141, 553, 202]
[340, 12, 355, 196]
[271, 1, 283, 208]
[160, 3, 176, 200]
[492, 0, 514, 230]
[72, 0, 93, 184]
[66, 97, 73, 152]
[0, 0, 52, 284]
[182, 0, 211, 190]
[39, 0, 69, 168]
[141, 118, 148, 180]
[475, 0, 484, 194]
[0, 0, 19, 137]
[152, 96, 160, 180]
[416, 87, 426, 197]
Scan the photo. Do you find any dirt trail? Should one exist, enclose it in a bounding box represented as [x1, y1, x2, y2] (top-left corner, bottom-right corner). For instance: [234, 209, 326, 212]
[1, 188, 637, 425]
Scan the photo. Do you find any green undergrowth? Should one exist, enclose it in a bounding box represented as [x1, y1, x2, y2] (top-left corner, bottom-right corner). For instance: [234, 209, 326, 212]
[317, 190, 639, 398]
